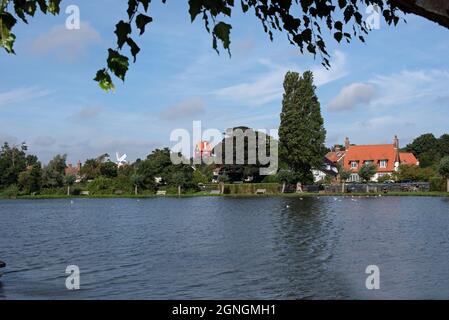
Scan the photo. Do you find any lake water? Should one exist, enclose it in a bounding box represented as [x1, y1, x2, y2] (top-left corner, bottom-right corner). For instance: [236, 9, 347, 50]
[1, 196, 449, 299]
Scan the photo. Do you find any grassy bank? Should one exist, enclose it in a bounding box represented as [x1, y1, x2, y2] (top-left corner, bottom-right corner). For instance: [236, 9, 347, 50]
[2, 191, 448, 199]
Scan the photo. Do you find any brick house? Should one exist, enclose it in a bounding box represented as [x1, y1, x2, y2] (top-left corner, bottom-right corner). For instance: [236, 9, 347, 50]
[326, 136, 419, 182]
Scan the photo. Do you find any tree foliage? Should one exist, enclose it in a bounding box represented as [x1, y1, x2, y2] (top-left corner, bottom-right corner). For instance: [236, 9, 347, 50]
[405, 133, 449, 168]
[279, 70, 326, 184]
[438, 156, 449, 179]
[0, 142, 29, 188]
[213, 126, 276, 182]
[358, 163, 376, 182]
[393, 163, 435, 182]
[0, 0, 408, 90]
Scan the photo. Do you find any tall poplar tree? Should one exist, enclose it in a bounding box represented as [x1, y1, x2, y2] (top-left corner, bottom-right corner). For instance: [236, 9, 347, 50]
[279, 71, 326, 184]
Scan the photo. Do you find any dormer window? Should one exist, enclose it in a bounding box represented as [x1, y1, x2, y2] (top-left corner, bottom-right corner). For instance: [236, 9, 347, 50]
[350, 161, 358, 169]
[379, 160, 388, 168]
[364, 160, 373, 165]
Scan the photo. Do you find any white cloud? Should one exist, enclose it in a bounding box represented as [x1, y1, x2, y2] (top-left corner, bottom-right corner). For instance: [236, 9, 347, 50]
[160, 97, 206, 120]
[328, 82, 377, 111]
[30, 22, 101, 62]
[34, 136, 56, 147]
[327, 69, 449, 112]
[214, 51, 347, 106]
[368, 69, 449, 108]
[70, 106, 103, 120]
[0, 87, 52, 107]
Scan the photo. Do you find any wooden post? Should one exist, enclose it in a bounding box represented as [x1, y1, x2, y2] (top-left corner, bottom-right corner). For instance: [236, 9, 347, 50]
[67, 186, 70, 196]
[282, 182, 286, 193]
[135, 185, 138, 195]
[178, 185, 181, 196]
[447, 178, 449, 192]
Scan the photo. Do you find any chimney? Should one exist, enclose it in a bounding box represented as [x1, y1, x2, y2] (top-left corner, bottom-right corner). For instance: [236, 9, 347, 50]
[344, 137, 350, 150]
[393, 135, 400, 165]
[393, 135, 399, 149]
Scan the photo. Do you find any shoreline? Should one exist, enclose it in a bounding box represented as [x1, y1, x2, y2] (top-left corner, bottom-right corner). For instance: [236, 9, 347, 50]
[1, 191, 448, 200]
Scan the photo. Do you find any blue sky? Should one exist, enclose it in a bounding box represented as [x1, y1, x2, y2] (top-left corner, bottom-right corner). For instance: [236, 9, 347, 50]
[1, 1, 448, 164]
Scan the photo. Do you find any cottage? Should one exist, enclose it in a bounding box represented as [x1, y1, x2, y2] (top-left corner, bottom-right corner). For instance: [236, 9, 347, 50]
[326, 135, 419, 182]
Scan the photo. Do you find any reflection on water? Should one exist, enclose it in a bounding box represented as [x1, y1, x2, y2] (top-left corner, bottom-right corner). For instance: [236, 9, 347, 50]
[1, 196, 449, 299]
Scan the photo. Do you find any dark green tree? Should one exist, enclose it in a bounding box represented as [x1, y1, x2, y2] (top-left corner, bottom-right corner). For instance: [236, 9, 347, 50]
[17, 163, 42, 194]
[42, 154, 67, 188]
[279, 71, 326, 184]
[438, 134, 449, 158]
[99, 161, 118, 178]
[358, 163, 377, 182]
[276, 169, 297, 193]
[130, 173, 144, 195]
[438, 156, 449, 192]
[64, 174, 76, 195]
[405, 133, 440, 168]
[0, 142, 28, 188]
[213, 126, 276, 182]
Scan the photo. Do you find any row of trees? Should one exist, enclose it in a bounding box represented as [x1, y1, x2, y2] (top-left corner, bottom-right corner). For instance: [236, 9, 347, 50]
[0, 144, 214, 196]
[405, 133, 449, 168]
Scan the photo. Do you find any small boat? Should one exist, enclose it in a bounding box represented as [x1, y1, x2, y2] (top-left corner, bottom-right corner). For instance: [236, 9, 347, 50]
[0, 260, 5, 277]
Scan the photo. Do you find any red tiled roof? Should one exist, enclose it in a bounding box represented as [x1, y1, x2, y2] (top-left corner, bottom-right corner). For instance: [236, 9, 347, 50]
[400, 152, 418, 165]
[343, 144, 397, 172]
[65, 165, 80, 176]
[326, 151, 345, 163]
[326, 152, 338, 163]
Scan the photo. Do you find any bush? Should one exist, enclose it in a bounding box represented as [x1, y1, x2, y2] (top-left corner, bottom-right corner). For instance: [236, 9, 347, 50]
[377, 174, 393, 183]
[1, 184, 19, 198]
[262, 175, 278, 183]
[430, 177, 446, 192]
[87, 177, 114, 195]
[40, 187, 66, 195]
[223, 183, 280, 194]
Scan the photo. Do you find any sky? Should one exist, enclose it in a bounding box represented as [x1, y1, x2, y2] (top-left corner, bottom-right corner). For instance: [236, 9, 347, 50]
[1, 1, 448, 164]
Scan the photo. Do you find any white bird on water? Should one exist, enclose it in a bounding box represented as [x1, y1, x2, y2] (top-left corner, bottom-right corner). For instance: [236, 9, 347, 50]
[70, 200, 74, 205]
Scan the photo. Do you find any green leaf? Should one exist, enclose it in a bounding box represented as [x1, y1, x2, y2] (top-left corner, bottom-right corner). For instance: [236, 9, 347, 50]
[333, 31, 342, 42]
[107, 49, 129, 81]
[138, 0, 151, 12]
[127, 0, 138, 18]
[212, 21, 232, 53]
[338, 0, 347, 9]
[1, 33, 16, 54]
[36, 0, 48, 13]
[189, 0, 203, 22]
[0, 12, 17, 54]
[334, 21, 343, 31]
[126, 38, 140, 62]
[135, 14, 153, 35]
[115, 21, 132, 49]
[94, 69, 115, 91]
[48, 0, 61, 15]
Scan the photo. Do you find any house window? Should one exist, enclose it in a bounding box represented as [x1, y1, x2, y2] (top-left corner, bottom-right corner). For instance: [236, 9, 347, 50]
[350, 173, 360, 182]
[364, 160, 373, 165]
[379, 160, 388, 168]
[350, 161, 358, 169]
